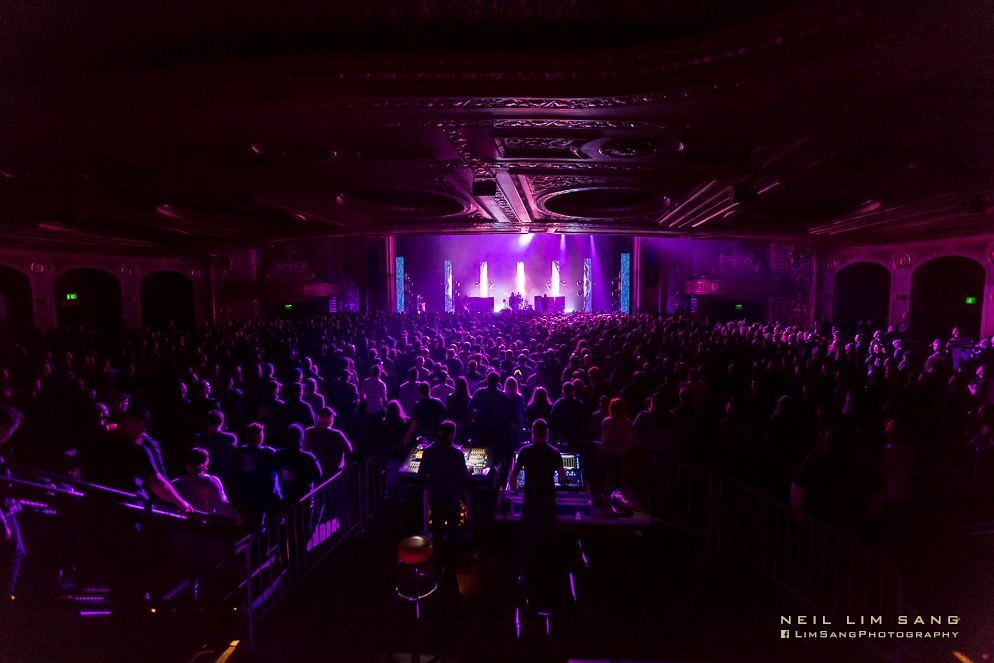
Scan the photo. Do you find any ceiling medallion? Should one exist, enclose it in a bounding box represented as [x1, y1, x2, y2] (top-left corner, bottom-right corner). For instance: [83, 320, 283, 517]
[540, 187, 670, 219]
[823, 260, 839, 273]
[30, 261, 50, 275]
[892, 253, 912, 270]
[120, 265, 136, 277]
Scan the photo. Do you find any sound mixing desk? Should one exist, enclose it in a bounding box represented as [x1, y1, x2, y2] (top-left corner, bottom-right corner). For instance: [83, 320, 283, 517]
[399, 441, 495, 481]
[501, 451, 593, 520]
[399, 440, 497, 534]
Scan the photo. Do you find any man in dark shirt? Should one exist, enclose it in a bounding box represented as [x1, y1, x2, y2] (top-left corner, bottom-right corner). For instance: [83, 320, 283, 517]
[509, 419, 567, 585]
[192, 410, 238, 488]
[280, 381, 317, 436]
[417, 421, 469, 581]
[550, 382, 587, 442]
[303, 407, 353, 473]
[468, 371, 512, 458]
[407, 382, 445, 443]
[274, 425, 323, 505]
[84, 413, 193, 512]
[233, 423, 281, 527]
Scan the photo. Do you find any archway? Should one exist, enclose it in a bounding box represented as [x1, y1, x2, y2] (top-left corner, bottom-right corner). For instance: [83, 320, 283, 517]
[832, 262, 891, 334]
[0, 266, 33, 334]
[54, 268, 122, 333]
[910, 256, 985, 341]
[140, 271, 196, 331]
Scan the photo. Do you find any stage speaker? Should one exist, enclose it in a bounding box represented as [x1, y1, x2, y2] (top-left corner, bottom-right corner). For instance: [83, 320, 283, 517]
[472, 180, 498, 197]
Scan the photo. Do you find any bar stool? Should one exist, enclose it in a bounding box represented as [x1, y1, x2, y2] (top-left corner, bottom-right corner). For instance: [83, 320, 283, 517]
[396, 535, 437, 620]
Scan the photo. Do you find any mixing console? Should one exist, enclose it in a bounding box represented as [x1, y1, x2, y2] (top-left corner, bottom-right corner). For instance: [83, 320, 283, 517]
[400, 441, 493, 478]
[509, 452, 584, 491]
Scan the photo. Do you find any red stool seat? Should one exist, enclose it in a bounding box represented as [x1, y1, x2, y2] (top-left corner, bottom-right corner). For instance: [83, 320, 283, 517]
[398, 535, 433, 566]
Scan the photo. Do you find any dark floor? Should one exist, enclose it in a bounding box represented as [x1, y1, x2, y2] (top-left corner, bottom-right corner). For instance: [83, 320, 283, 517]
[230, 505, 887, 663]
[3, 499, 990, 663]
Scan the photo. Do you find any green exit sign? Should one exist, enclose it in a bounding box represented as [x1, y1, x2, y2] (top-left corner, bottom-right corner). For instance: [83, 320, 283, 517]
[734, 304, 744, 310]
[65, 293, 78, 301]
[284, 304, 294, 310]
[966, 296, 978, 305]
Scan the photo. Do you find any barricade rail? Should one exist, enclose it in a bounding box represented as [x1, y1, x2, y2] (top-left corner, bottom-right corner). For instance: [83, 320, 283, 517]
[718, 477, 904, 663]
[238, 463, 363, 643]
[361, 442, 408, 530]
[573, 440, 715, 547]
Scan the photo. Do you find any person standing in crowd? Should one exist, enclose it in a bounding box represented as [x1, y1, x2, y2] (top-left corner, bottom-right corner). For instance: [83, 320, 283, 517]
[232, 423, 281, 527]
[398, 368, 421, 417]
[303, 407, 353, 473]
[274, 425, 323, 505]
[172, 447, 238, 519]
[360, 365, 388, 422]
[469, 372, 511, 458]
[524, 387, 553, 430]
[406, 382, 445, 444]
[417, 420, 469, 583]
[280, 381, 317, 434]
[0, 406, 24, 602]
[192, 410, 238, 488]
[550, 381, 586, 442]
[84, 412, 193, 513]
[445, 377, 472, 428]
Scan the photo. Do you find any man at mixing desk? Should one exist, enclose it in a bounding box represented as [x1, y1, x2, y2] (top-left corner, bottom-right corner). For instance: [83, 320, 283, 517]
[508, 419, 568, 584]
[417, 421, 469, 584]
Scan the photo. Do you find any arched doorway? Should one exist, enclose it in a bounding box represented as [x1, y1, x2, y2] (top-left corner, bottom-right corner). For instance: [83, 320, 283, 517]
[140, 271, 196, 331]
[832, 262, 891, 334]
[910, 256, 985, 341]
[0, 266, 33, 334]
[54, 268, 122, 333]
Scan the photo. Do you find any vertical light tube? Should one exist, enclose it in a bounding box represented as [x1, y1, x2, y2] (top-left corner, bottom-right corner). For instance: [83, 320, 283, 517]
[516, 261, 525, 295]
[551, 261, 561, 297]
[480, 262, 488, 298]
[620, 253, 631, 314]
[395, 256, 405, 313]
[583, 258, 592, 313]
[444, 260, 453, 313]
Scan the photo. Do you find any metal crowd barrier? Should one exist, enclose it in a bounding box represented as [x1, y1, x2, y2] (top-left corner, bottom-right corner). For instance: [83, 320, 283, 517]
[239, 463, 363, 644]
[717, 477, 905, 663]
[361, 442, 408, 530]
[646, 459, 715, 549]
[572, 440, 715, 547]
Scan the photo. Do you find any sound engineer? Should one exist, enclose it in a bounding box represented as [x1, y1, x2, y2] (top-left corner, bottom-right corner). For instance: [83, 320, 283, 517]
[417, 421, 469, 582]
[508, 419, 568, 582]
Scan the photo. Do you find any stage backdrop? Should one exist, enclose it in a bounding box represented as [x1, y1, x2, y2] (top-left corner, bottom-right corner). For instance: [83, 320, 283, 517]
[395, 234, 633, 313]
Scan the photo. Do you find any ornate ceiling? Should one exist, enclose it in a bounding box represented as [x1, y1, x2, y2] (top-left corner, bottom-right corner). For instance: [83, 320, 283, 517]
[1, 0, 993, 254]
